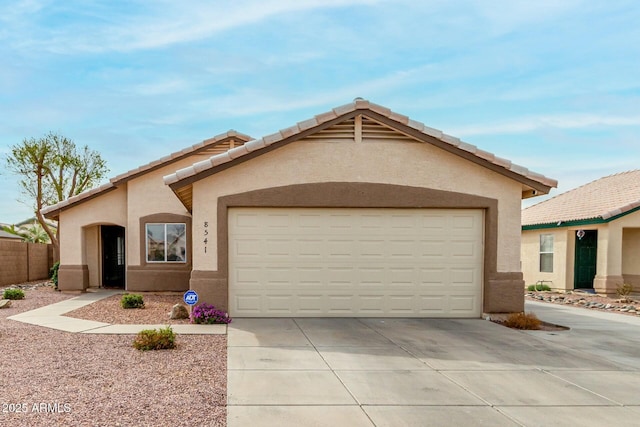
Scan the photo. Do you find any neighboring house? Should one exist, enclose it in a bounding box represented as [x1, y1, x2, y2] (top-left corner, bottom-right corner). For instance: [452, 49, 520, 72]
[522, 170, 640, 295]
[0, 227, 23, 241]
[43, 99, 556, 317]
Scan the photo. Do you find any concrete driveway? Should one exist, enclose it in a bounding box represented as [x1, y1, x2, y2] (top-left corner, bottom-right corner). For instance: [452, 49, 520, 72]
[227, 303, 640, 427]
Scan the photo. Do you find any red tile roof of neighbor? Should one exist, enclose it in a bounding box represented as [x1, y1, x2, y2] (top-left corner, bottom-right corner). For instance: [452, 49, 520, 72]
[522, 170, 640, 226]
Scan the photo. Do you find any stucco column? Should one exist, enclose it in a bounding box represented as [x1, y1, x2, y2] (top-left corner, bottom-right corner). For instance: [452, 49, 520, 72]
[594, 226, 623, 295]
[57, 216, 89, 292]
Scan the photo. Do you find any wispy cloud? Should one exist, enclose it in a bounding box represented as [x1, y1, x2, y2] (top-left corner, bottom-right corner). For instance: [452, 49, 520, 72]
[190, 67, 426, 118]
[451, 113, 640, 136]
[10, 0, 382, 54]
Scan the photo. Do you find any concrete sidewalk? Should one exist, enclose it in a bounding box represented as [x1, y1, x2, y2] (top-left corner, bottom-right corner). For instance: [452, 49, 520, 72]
[8, 290, 226, 335]
[227, 304, 640, 427]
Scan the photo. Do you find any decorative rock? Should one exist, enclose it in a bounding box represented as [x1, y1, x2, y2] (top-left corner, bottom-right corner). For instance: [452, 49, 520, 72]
[0, 299, 11, 309]
[169, 303, 190, 319]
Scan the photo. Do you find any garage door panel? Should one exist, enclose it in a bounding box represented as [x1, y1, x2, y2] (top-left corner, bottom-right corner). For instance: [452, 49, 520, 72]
[419, 240, 447, 257]
[300, 294, 328, 310]
[450, 240, 478, 257]
[298, 239, 323, 257]
[233, 239, 262, 257]
[235, 267, 261, 285]
[327, 240, 354, 257]
[452, 215, 476, 229]
[449, 296, 477, 312]
[234, 294, 261, 313]
[388, 295, 417, 313]
[229, 208, 483, 318]
[450, 268, 477, 286]
[358, 240, 386, 258]
[418, 267, 447, 284]
[298, 267, 323, 285]
[417, 295, 447, 314]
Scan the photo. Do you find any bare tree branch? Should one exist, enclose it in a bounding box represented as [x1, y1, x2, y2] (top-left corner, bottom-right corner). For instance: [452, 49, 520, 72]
[4, 132, 109, 256]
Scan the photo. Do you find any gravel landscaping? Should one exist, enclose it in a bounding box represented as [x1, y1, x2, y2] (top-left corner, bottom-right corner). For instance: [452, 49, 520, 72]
[66, 293, 193, 325]
[526, 289, 640, 316]
[2, 281, 636, 426]
[0, 283, 226, 427]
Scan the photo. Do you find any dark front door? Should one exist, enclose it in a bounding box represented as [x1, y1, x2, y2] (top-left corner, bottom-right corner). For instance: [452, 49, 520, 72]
[574, 230, 597, 289]
[102, 225, 125, 288]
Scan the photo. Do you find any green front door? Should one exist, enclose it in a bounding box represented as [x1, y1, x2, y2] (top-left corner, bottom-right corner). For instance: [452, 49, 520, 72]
[574, 230, 597, 289]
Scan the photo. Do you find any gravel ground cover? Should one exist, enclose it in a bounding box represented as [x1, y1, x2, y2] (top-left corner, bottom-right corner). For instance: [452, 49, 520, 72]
[65, 293, 192, 325]
[526, 289, 640, 317]
[0, 284, 226, 427]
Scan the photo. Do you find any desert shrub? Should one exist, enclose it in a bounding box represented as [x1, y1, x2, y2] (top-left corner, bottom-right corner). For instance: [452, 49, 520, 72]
[191, 303, 232, 324]
[617, 283, 634, 302]
[120, 293, 144, 309]
[132, 326, 176, 351]
[50, 261, 60, 290]
[3, 288, 25, 300]
[527, 284, 551, 292]
[503, 312, 541, 330]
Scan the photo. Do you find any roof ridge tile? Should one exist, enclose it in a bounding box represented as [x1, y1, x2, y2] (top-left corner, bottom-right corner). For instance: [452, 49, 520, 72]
[244, 138, 267, 152]
[332, 102, 356, 116]
[354, 98, 370, 109]
[263, 132, 282, 145]
[367, 102, 391, 117]
[315, 110, 339, 124]
[228, 145, 249, 159]
[297, 117, 319, 131]
[440, 134, 461, 147]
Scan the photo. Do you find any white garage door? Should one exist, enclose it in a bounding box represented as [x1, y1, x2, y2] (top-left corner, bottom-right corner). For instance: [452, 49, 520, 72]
[228, 207, 483, 318]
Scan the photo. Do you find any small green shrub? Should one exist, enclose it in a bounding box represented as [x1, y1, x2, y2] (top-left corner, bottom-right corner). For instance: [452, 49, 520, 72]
[3, 288, 25, 300]
[132, 326, 176, 351]
[50, 261, 60, 290]
[527, 284, 551, 292]
[120, 293, 144, 309]
[503, 312, 541, 330]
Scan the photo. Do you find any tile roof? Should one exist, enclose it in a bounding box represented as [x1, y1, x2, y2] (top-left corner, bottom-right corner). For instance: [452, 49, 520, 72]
[522, 170, 640, 226]
[164, 99, 558, 193]
[0, 229, 22, 240]
[42, 130, 252, 218]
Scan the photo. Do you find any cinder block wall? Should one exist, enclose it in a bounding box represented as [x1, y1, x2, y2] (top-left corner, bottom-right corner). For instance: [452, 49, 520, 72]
[27, 243, 51, 281]
[0, 241, 53, 287]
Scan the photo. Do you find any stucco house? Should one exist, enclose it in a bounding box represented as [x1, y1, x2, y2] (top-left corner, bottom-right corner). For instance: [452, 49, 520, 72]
[522, 170, 640, 295]
[43, 99, 556, 317]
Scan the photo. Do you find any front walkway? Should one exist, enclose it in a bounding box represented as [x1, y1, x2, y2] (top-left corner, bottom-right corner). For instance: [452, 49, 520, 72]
[8, 289, 226, 334]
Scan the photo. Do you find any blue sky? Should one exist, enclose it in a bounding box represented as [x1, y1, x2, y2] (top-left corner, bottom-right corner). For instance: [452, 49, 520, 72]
[1, 0, 639, 223]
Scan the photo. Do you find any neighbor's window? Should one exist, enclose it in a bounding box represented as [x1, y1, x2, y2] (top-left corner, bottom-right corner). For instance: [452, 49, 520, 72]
[146, 223, 187, 263]
[539, 234, 553, 273]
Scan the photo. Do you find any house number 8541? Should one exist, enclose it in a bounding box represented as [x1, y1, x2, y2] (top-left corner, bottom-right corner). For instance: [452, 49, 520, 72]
[203, 221, 209, 253]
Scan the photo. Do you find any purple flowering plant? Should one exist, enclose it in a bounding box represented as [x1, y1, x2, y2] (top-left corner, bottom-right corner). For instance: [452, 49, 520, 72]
[190, 303, 232, 324]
